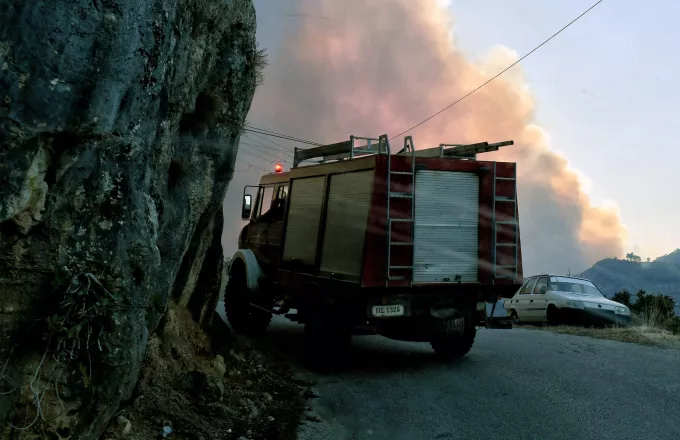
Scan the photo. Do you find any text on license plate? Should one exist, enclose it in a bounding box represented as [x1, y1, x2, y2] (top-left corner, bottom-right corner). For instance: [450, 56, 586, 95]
[372, 305, 405, 317]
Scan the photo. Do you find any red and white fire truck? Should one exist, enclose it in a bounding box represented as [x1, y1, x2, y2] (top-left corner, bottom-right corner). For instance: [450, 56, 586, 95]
[225, 134, 522, 369]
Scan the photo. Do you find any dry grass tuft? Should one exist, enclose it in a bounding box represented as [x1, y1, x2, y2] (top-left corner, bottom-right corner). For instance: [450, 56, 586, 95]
[523, 324, 680, 349]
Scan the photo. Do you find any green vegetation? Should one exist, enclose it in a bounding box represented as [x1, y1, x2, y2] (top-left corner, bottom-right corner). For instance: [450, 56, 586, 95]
[610, 289, 680, 334]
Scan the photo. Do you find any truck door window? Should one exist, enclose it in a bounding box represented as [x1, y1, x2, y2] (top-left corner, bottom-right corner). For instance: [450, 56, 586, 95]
[269, 184, 289, 221]
[257, 186, 275, 219]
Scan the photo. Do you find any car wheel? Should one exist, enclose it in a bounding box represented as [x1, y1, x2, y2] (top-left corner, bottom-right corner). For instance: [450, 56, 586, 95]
[546, 305, 561, 326]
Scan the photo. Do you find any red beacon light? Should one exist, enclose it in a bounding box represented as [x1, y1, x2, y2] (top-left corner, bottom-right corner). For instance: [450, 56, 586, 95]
[274, 162, 283, 173]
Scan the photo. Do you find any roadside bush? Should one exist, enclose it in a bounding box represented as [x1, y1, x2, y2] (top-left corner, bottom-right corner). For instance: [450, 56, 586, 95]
[611, 289, 680, 334]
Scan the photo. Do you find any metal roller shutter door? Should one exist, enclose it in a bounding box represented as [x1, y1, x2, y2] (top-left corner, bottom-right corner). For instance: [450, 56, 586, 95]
[413, 170, 479, 283]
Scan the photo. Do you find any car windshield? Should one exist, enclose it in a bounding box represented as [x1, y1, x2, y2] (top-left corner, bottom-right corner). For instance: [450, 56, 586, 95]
[549, 276, 604, 297]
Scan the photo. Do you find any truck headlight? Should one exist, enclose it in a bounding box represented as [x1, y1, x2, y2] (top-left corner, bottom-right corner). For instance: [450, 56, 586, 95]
[565, 300, 585, 310]
[615, 306, 630, 315]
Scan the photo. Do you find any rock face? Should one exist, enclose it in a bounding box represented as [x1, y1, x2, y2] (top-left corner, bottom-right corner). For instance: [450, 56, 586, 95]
[0, 0, 257, 438]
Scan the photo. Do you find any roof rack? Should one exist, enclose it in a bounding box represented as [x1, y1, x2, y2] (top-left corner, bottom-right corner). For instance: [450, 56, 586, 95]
[293, 135, 391, 168]
[292, 136, 515, 167]
[414, 140, 514, 160]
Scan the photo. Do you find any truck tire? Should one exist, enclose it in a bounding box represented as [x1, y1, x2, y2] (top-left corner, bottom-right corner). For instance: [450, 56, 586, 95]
[303, 305, 352, 372]
[429, 314, 476, 360]
[223, 274, 272, 337]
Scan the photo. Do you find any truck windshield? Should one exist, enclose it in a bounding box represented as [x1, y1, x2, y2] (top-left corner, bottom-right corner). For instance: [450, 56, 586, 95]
[549, 277, 604, 297]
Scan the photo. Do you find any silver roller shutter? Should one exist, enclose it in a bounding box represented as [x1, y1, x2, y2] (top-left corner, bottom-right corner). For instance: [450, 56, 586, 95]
[413, 170, 479, 283]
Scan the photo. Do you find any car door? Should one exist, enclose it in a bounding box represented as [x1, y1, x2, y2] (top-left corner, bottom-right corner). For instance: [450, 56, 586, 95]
[511, 277, 537, 321]
[528, 276, 549, 322]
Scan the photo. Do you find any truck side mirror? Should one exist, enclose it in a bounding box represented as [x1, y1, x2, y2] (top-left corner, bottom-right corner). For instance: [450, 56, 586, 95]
[241, 194, 252, 220]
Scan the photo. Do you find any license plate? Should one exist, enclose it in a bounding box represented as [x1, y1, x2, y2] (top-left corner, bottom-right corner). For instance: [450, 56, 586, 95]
[371, 304, 405, 317]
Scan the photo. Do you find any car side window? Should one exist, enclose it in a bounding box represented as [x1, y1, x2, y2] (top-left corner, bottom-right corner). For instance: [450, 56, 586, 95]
[520, 278, 536, 294]
[533, 276, 548, 294]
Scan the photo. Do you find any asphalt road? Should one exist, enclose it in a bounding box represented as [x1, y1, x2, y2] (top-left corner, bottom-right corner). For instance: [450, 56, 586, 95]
[215, 304, 680, 440]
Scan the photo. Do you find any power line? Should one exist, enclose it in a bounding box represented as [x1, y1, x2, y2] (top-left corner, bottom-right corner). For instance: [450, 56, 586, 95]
[244, 131, 296, 152]
[244, 125, 323, 146]
[238, 146, 279, 164]
[242, 134, 294, 155]
[235, 158, 269, 172]
[391, 0, 605, 140]
[240, 141, 291, 163]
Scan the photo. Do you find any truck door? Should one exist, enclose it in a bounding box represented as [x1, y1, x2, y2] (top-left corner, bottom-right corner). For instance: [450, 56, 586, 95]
[246, 185, 275, 266]
[263, 183, 289, 267]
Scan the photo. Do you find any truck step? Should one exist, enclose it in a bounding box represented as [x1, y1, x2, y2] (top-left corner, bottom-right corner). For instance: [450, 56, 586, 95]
[389, 192, 413, 198]
[387, 275, 407, 281]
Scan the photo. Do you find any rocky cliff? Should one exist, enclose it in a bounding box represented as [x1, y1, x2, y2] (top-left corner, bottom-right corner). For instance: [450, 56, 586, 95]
[0, 0, 258, 437]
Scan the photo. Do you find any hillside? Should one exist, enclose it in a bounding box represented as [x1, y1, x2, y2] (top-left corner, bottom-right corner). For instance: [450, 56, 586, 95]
[579, 249, 680, 306]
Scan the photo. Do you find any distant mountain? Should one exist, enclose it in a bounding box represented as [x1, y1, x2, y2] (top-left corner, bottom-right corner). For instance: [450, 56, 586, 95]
[579, 249, 680, 309]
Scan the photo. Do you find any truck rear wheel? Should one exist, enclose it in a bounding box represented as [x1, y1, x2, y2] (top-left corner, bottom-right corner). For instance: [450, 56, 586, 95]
[429, 314, 476, 360]
[223, 275, 272, 337]
[303, 305, 352, 372]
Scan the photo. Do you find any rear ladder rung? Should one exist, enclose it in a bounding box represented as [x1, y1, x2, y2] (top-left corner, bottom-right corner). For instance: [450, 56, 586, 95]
[390, 171, 414, 175]
[495, 177, 515, 181]
[495, 197, 516, 202]
[496, 243, 516, 247]
[389, 192, 413, 198]
[390, 242, 413, 246]
[389, 218, 414, 223]
[389, 265, 413, 269]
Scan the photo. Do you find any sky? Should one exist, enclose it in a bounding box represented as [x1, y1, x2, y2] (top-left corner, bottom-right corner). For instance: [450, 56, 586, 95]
[221, 0, 680, 275]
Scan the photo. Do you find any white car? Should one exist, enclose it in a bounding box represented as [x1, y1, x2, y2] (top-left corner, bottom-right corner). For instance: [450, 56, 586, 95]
[503, 274, 631, 326]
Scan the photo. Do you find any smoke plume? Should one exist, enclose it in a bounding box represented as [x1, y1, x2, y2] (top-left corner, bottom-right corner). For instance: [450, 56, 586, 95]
[224, 0, 627, 275]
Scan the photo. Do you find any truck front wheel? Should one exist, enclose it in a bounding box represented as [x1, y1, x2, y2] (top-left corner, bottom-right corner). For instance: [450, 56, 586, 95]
[429, 314, 476, 360]
[223, 273, 272, 337]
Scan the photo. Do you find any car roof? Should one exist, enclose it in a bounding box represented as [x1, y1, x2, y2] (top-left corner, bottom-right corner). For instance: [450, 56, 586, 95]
[524, 274, 593, 282]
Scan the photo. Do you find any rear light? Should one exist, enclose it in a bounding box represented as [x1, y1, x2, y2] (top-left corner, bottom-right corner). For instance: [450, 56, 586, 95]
[274, 162, 283, 173]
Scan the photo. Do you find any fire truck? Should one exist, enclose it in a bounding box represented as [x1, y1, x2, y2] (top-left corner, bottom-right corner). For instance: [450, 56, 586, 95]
[225, 134, 522, 369]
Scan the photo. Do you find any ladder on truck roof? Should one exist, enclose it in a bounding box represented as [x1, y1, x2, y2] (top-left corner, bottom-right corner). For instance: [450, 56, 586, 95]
[291, 134, 417, 286]
[292, 135, 388, 167]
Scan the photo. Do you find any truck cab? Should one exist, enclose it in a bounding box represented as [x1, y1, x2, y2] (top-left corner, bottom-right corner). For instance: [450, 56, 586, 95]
[226, 134, 522, 370]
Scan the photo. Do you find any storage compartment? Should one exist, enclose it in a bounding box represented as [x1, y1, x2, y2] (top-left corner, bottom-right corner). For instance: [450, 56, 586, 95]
[283, 176, 326, 265]
[320, 170, 374, 277]
[413, 170, 480, 283]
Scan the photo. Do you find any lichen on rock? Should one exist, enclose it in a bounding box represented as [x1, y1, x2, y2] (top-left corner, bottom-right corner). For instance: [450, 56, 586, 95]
[0, 0, 259, 438]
